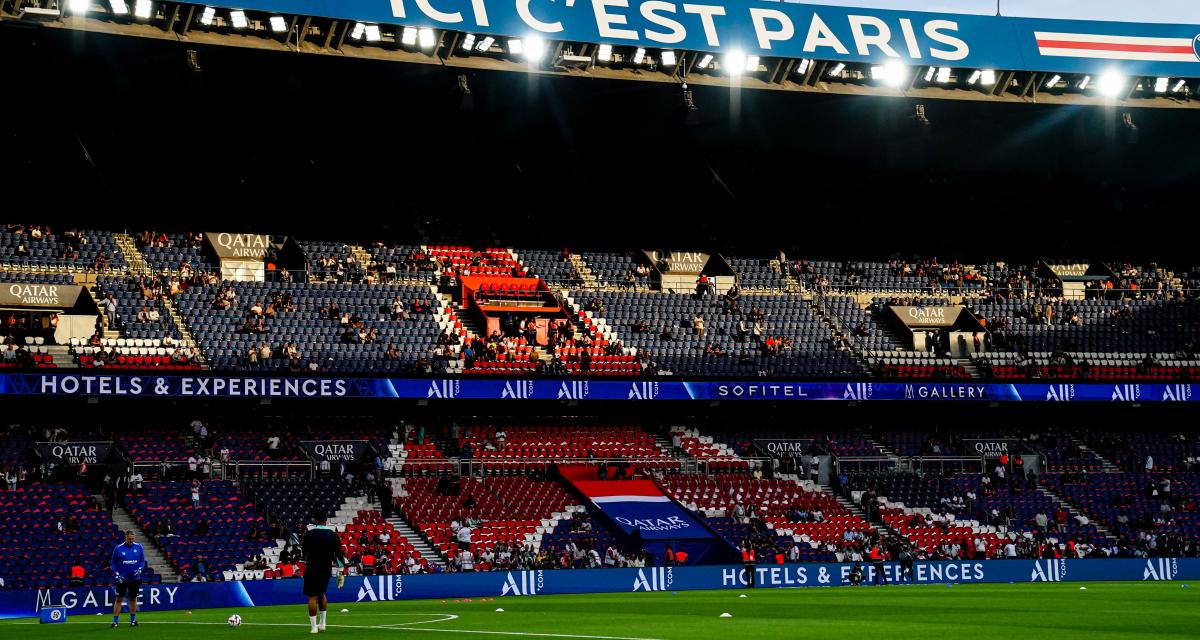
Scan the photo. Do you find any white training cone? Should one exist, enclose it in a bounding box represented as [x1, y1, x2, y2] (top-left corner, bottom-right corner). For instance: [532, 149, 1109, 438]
[1079, 587, 1087, 591]
[739, 594, 747, 598]
[341, 609, 350, 613]
[496, 608, 505, 613]
[720, 613, 733, 618]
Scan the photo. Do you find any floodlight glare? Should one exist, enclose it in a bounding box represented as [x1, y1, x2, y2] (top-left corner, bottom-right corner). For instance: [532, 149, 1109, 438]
[133, 0, 151, 19]
[524, 36, 547, 61]
[461, 34, 476, 51]
[69, 0, 89, 14]
[109, 0, 129, 15]
[229, 9, 247, 29]
[364, 25, 381, 42]
[418, 28, 436, 49]
[724, 50, 747, 76]
[967, 70, 981, 85]
[744, 55, 759, 72]
[1154, 77, 1169, 93]
[661, 50, 676, 66]
[1044, 74, 1061, 88]
[935, 67, 950, 84]
[981, 69, 996, 85]
[507, 39, 524, 55]
[597, 44, 613, 62]
[881, 59, 907, 87]
[476, 36, 494, 52]
[696, 54, 713, 69]
[198, 6, 215, 25]
[828, 62, 846, 77]
[796, 59, 810, 75]
[633, 48, 646, 65]
[401, 26, 417, 46]
[269, 16, 286, 32]
[1097, 71, 1124, 97]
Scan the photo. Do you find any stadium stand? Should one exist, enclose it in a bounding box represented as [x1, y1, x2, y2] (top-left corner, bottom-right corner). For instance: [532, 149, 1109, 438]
[123, 481, 266, 582]
[0, 483, 149, 589]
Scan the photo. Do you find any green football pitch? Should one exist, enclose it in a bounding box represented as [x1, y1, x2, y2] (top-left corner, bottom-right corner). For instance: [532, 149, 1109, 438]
[3, 583, 1197, 639]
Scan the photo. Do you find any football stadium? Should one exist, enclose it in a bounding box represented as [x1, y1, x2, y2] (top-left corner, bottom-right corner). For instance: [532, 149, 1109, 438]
[1, 0, 1199, 637]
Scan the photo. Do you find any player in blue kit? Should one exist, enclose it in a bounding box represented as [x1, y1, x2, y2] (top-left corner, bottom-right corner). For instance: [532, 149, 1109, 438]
[110, 530, 147, 628]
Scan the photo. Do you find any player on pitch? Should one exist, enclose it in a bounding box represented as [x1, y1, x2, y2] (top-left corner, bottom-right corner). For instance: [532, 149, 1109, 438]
[304, 513, 346, 634]
[110, 530, 147, 628]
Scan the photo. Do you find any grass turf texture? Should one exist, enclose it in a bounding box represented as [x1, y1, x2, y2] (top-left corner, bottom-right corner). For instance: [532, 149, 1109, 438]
[3, 583, 1197, 639]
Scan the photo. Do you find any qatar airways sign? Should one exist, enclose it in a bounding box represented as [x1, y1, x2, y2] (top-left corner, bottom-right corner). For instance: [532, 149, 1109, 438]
[0, 284, 83, 309]
[205, 233, 286, 260]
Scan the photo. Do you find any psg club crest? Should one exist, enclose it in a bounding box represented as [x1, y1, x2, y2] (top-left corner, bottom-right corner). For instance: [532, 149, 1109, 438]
[1194, 34, 1200, 60]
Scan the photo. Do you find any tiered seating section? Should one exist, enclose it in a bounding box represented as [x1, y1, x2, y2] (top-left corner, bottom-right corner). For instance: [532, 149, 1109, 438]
[396, 476, 579, 562]
[0, 484, 150, 589]
[659, 474, 870, 560]
[123, 481, 266, 581]
[574, 290, 863, 377]
[242, 478, 355, 531]
[0, 227, 126, 273]
[450, 421, 670, 465]
[177, 281, 444, 372]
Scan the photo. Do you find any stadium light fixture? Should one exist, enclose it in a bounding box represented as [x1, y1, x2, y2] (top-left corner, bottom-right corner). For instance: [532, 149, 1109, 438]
[524, 36, 547, 61]
[269, 16, 286, 32]
[476, 36, 494, 53]
[1078, 75, 1092, 90]
[661, 50, 676, 67]
[365, 24, 382, 42]
[924, 67, 935, 82]
[881, 60, 907, 87]
[597, 44, 613, 63]
[198, 6, 214, 25]
[1153, 77, 1169, 93]
[133, 0, 151, 19]
[795, 59, 810, 75]
[507, 38, 524, 56]
[460, 34, 476, 51]
[418, 28, 436, 50]
[633, 48, 646, 65]
[109, 0, 129, 15]
[68, 0, 89, 14]
[724, 50, 747, 76]
[1172, 79, 1188, 93]
[351, 22, 367, 40]
[401, 27, 417, 46]
[1044, 74, 1061, 89]
[1098, 71, 1124, 97]
[744, 55, 760, 73]
[229, 9, 247, 29]
[935, 67, 951, 84]
[981, 69, 996, 85]
[827, 62, 845, 77]
[966, 70, 981, 85]
[696, 54, 713, 70]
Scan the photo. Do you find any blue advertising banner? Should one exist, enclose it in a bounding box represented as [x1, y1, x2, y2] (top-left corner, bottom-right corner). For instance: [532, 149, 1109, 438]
[3, 559, 1197, 619]
[0, 374, 1195, 403]
[194, 1, 1200, 77]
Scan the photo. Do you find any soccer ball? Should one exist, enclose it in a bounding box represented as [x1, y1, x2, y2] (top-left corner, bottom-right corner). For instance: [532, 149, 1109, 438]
[228, 614, 242, 627]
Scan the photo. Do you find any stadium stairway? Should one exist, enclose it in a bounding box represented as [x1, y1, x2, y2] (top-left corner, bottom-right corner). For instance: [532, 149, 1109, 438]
[350, 245, 373, 270]
[1067, 435, 1122, 473]
[109, 499, 180, 582]
[112, 233, 151, 277]
[566, 253, 599, 289]
[1037, 484, 1120, 544]
[46, 344, 78, 368]
[381, 478, 446, 569]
